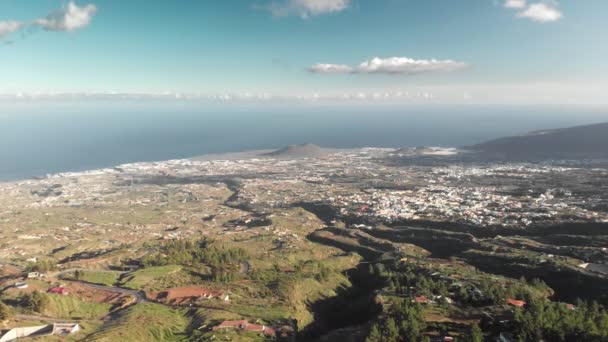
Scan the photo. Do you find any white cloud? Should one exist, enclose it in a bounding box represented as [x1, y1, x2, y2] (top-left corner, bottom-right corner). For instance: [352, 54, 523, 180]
[517, 3, 562, 22]
[35, 1, 97, 32]
[356, 57, 467, 74]
[504, 0, 527, 9]
[264, 0, 350, 18]
[309, 63, 353, 73]
[0, 20, 22, 39]
[309, 57, 468, 75]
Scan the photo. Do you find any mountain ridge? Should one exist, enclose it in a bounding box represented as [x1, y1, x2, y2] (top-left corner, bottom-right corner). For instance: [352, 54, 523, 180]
[467, 122, 608, 160]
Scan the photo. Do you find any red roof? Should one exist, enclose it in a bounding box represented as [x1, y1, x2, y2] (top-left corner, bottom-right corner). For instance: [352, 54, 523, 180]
[506, 298, 526, 307]
[243, 324, 265, 332]
[48, 287, 69, 294]
[415, 296, 428, 303]
[444, 337, 454, 342]
[566, 303, 576, 310]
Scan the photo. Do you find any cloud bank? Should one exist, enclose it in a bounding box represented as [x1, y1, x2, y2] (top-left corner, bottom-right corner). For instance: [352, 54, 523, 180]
[310, 57, 468, 75]
[2, 82, 606, 106]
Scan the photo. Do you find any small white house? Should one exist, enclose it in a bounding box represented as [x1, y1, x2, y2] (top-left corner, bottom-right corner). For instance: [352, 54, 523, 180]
[27, 272, 42, 279]
[14, 282, 28, 289]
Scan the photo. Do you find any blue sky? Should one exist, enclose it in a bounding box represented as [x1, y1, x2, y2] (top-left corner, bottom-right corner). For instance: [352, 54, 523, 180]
[1, 0, 607, 105]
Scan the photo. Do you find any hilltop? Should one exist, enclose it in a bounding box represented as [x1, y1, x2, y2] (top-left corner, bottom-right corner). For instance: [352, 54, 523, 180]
[468, 122, 608, 160]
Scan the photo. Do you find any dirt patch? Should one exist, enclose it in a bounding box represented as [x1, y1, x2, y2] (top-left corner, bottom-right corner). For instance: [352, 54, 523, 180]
[67, 282, 132, 305]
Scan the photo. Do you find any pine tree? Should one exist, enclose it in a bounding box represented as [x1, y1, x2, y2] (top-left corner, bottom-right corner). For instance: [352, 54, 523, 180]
[470, 323, 483, 342]
[384, 317, 399, 342]
[366, 323, 383, 342]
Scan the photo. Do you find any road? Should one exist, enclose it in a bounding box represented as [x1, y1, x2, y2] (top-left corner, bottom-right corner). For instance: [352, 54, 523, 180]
[51, 268, 146, 302]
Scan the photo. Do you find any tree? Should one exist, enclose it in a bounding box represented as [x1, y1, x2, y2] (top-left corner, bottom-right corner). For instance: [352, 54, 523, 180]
[398, 302, 426, 342]
[384, 317, 399, 342]
[366, 323, 383, 342]
[0, 301, 12, 321]
[469, 323, 483, 342]
[26, 259, 56, 273]
[20, 291, 50, 313]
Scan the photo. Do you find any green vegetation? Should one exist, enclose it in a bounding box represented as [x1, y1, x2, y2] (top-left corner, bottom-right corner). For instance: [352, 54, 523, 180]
[66, 270, 120, 286]
[190, 328, 271, 342]
[386, 261, 550, 308]
[513, 299, 608, 341]
[139, 239, 249, 285]
[46, 295, 112, 319]
[366, 301, 427, 342]
[0, 301, 13, 320]
[141, 239, 248, 269]
[119, 265, 185, 290]
[86, 302, 188, 341]
[469, 323, 483, 342]
[25, 258, 57, 273]
[18, 291, 50, 313]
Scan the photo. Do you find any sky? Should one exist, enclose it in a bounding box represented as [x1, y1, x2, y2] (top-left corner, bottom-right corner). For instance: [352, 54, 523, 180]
[1, 0, 607, 105]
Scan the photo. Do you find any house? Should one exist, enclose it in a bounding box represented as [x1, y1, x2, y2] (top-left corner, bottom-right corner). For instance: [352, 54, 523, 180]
[566, 303, 576, 310]
[14, 282, 28, 289]
[157, 287, 228, 305]
[414, 296, 429, 304]
[48, 287, 69, 296]
[27, 272, 43, 279]
[505, 298, 526, 307]
[433, 295, 453, 304]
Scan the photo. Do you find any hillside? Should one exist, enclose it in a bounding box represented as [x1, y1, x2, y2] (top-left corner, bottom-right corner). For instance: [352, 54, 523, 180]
[468, 122, 608, 160]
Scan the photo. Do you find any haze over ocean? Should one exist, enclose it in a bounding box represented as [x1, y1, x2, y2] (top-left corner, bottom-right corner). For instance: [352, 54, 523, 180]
[1, 104, 607, 181]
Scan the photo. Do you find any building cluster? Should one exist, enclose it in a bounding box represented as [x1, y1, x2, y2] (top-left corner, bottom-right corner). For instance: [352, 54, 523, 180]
[332, 181, 607, 227]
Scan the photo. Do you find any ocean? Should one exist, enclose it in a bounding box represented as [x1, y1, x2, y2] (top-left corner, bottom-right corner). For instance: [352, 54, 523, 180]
[1, 103, 607, 181]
